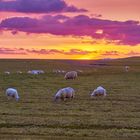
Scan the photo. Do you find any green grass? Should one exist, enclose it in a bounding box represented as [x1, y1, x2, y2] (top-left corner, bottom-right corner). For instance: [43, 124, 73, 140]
[0, 58, 140, 140]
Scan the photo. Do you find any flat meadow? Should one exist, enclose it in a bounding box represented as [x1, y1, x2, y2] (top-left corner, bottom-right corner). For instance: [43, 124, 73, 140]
[0, 58, 140, 140]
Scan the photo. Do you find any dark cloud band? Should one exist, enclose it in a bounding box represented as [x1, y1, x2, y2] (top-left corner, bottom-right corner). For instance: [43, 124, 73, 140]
[0, 0, 87, 13]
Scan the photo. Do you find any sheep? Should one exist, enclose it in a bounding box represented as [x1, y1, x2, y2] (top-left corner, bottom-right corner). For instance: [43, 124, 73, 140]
[28, 70, 36, 74]
[4, 71, 10, 75]
[17, 71, 22, 74]
[57, 70, 61, 73]
[27, 70, 32, 74]
[125, 66, 130, 72]
[91, 86, 107, 97]
[64, 71, 77, 80]
[53, 69, 59, 74]
[54, 87, 75, 102]
[38, 70, 45, 74]
[53, 69, 66, 74]
[27, 70, 44, 74]
[6, 88, 20, 101]
[61, 70, 66, 74]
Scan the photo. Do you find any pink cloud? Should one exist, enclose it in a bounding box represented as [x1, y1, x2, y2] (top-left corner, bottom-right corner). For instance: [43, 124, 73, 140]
[0, 15, 140, 46]
[0, 47, 27, 55]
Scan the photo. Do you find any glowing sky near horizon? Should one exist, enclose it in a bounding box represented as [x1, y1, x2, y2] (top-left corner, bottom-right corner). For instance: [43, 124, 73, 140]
[0, 0, 140, 59]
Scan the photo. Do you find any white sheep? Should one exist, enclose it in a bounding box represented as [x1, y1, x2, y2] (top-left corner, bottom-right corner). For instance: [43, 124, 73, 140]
[125, 66, 130, 72]
[38, 70, 45, 74]
[6, 88, 20, 101]
[4, 71, 10, 75]
[27, 70, 44, 74]
[54, 87, 75, 102]
[27, 70, 32, 74]
[91, 86, 107, 97]
[17, 71, 22, 74]
[61, 70, 66, 74]
[64, 71, 77, 80]
[53, 69, 66, 74]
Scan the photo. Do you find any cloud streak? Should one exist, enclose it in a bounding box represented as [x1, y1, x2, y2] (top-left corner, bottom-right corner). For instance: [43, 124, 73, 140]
[0, 15, 140, 46]
[101, 51, 119, 56]
[0, 47, 27, 55]
[1, 47, 139, 58]
[0, 0, 87, 13]
[0, 47, 95, 55]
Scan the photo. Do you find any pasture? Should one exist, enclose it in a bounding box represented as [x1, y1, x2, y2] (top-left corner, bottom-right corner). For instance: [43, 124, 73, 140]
[0, 58, 140, 140]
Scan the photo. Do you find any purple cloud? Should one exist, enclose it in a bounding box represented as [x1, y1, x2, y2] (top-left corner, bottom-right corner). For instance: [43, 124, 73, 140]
[0, 15, 140, 45]
[27, 49, 64, 54]
[0, 47, 94, 55]
[26, 48, 94, 55]
[1, 47, 139, 57]
[63, 49, 97, 55]
[0, 0, 87, 13]
[0, 47, 27, 55]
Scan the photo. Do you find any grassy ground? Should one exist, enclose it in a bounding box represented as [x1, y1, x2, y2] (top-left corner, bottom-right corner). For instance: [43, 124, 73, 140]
[0, 58, 140, 140]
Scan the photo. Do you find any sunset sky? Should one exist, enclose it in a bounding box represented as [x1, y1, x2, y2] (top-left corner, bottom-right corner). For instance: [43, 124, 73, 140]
[0, 0, 140, 59]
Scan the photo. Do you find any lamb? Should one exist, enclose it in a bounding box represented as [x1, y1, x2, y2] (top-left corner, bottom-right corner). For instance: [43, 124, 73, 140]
[64, 71, 77, 80]
[6, 88, 20, 101]
[54, 87, 75, 101]
[91, 86, 107, 97]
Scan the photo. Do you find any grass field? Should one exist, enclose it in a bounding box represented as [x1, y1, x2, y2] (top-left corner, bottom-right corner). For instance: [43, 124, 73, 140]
[0, 58, 140, 140]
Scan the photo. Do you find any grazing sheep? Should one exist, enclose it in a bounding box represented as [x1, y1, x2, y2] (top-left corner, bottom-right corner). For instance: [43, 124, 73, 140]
[4, 71, 10, 74]
[6, 88, 20, 101]
[61, 70, 66, 74]
[17, 71, 22, 74]
[57, 70, 61, 73]
[91, 86, 107, 97]
[64, 71, 77, 80]
[38, 70, 45, 74]
[27, 70, 44, 74]
[27, 70, 32, 74]
[125, 66, 130, 72]
[53, 69, 66, 74]
[54, 87, 75, 102]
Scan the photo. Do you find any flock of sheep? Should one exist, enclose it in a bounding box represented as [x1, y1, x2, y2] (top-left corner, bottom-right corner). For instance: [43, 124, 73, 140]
[4, 69, 84, 75]
[4, 65, 129, 75]
[4, 65, 131, 102]
[5, 70, 107, 102]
